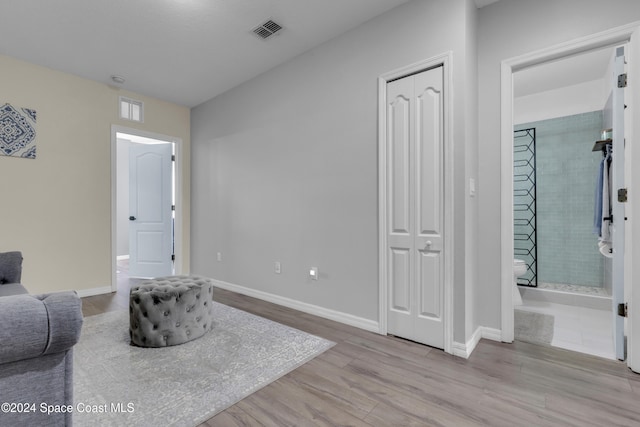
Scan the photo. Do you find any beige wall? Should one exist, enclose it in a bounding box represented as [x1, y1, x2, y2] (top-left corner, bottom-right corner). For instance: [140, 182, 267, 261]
[0, 54, 190, 294]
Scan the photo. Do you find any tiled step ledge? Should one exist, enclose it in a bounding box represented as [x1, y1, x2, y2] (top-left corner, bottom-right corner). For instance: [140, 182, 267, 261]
[518, 285, 611, 311]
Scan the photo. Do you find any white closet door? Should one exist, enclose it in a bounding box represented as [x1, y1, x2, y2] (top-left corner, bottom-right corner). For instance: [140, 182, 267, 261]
[386, 66, 445, 348]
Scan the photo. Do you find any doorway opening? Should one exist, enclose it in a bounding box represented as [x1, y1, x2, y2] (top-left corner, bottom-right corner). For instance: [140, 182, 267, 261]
[500, 25, 637, 364]
[512, 47, 618, 359]
[110, 125, 183, 292]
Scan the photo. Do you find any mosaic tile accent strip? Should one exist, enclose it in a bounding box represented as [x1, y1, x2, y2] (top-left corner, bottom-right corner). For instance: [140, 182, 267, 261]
[538, 282, 609, 296]
[0, 103, 37, 159]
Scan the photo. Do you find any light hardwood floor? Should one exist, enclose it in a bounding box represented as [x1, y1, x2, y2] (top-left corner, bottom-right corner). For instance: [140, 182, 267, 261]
[82, 280, 640, 427]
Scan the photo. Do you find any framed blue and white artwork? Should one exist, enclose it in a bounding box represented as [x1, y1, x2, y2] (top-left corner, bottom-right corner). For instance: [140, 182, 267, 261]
[0, 103, 37, 159]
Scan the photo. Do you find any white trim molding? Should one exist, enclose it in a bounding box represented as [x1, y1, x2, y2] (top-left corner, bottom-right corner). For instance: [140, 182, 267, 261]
[213, 279, 380, 333]
[378, 52, 455, 355]
[110, 125, 185, 293]
[500, 22, 640, 346]
[76, 286, 113, 298]
[452, 326, 502, 359]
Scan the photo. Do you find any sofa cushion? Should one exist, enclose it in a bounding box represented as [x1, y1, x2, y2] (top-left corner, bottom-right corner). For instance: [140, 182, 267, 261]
[0, 251, 23, 284]
[0, 295, 49, 364]
[0, 282, 28, 297]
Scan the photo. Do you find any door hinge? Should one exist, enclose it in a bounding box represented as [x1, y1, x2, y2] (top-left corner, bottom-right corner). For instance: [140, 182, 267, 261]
[618, 188, 628, 203]
[171, 254, 175, 261]
[618, 73, 627, 88]
[618, 303, 628, 317]
[171, 205, 175, 211]
[171, 155, 175, 161]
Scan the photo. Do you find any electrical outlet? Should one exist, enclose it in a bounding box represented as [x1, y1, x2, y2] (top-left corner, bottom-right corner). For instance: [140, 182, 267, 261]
[275, 261, 281, 274]
[310, 267, 318, 280]
[217, 252, 222, 262]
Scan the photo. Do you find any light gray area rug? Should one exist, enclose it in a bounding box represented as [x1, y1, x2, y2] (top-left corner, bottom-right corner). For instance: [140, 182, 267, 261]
[514, 309, 554, 345]
[74, 302, 334, 427]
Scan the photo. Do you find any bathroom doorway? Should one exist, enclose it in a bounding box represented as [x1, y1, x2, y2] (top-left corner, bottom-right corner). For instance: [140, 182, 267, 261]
[512, 46, 621, 359]
[499, 25, 639, 363]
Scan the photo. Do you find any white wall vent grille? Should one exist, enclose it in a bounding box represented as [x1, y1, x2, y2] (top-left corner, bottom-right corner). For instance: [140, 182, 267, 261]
[252, 19, 283, 40]
[120, 96, 144, 122]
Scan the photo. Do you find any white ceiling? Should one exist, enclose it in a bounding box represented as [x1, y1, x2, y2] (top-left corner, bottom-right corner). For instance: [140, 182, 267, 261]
[0, 0, 504, 108]
[0, 0, 419, 107]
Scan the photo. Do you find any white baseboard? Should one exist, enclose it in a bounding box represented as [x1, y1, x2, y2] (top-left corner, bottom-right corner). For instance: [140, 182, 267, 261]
[212, 279, 380, 333]
[76, 286, 113, 298]
[481, 326, 502, 342]
[451, 341, 469, 358]
[452, 326, 502, 359]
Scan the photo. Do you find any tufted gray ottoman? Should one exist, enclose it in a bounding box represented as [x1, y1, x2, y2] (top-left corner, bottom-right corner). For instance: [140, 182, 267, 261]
[129, 276, 215, 347]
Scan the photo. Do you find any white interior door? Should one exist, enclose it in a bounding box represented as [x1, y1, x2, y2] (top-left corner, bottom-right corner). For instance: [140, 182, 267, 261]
[612, 46, 626, 361]
[129, 142, 173, 278]
[386, 66, 445, 348]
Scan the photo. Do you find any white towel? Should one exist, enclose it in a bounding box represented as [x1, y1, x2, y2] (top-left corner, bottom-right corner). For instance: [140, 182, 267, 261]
[599, 146, 612, 258]
[599, 241, 613, 258]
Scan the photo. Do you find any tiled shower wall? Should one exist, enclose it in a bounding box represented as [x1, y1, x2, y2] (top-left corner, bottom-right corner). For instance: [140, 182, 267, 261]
[516, 111, 604, 288]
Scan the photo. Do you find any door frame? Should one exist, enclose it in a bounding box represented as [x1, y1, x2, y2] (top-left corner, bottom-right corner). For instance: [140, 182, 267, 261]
[110, 125, 184, 291]
[378, 52, 454, 354]
[499, 23, 640, 369]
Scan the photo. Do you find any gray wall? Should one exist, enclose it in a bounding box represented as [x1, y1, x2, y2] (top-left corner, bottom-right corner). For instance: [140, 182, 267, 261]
[464, 0, 479, 339]
[477, 0, 640, 329]
[191, 0, 478, 343]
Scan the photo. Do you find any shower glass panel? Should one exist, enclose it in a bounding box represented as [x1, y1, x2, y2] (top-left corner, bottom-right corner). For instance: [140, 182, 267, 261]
[514, 128, 537, 287]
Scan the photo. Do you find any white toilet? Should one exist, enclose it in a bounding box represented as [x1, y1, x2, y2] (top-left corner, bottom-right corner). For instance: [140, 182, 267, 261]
[513, 259, 527, 306]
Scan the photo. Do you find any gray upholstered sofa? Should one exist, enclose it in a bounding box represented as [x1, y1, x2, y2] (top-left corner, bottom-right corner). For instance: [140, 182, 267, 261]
[0, 251, 83, 426]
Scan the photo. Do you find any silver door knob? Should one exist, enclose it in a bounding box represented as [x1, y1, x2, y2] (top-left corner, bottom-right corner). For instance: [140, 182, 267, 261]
[425, 241, 432, 248]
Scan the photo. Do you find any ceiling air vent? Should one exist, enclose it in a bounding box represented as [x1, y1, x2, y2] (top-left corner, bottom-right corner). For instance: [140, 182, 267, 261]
[252, 19, 283, 40]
